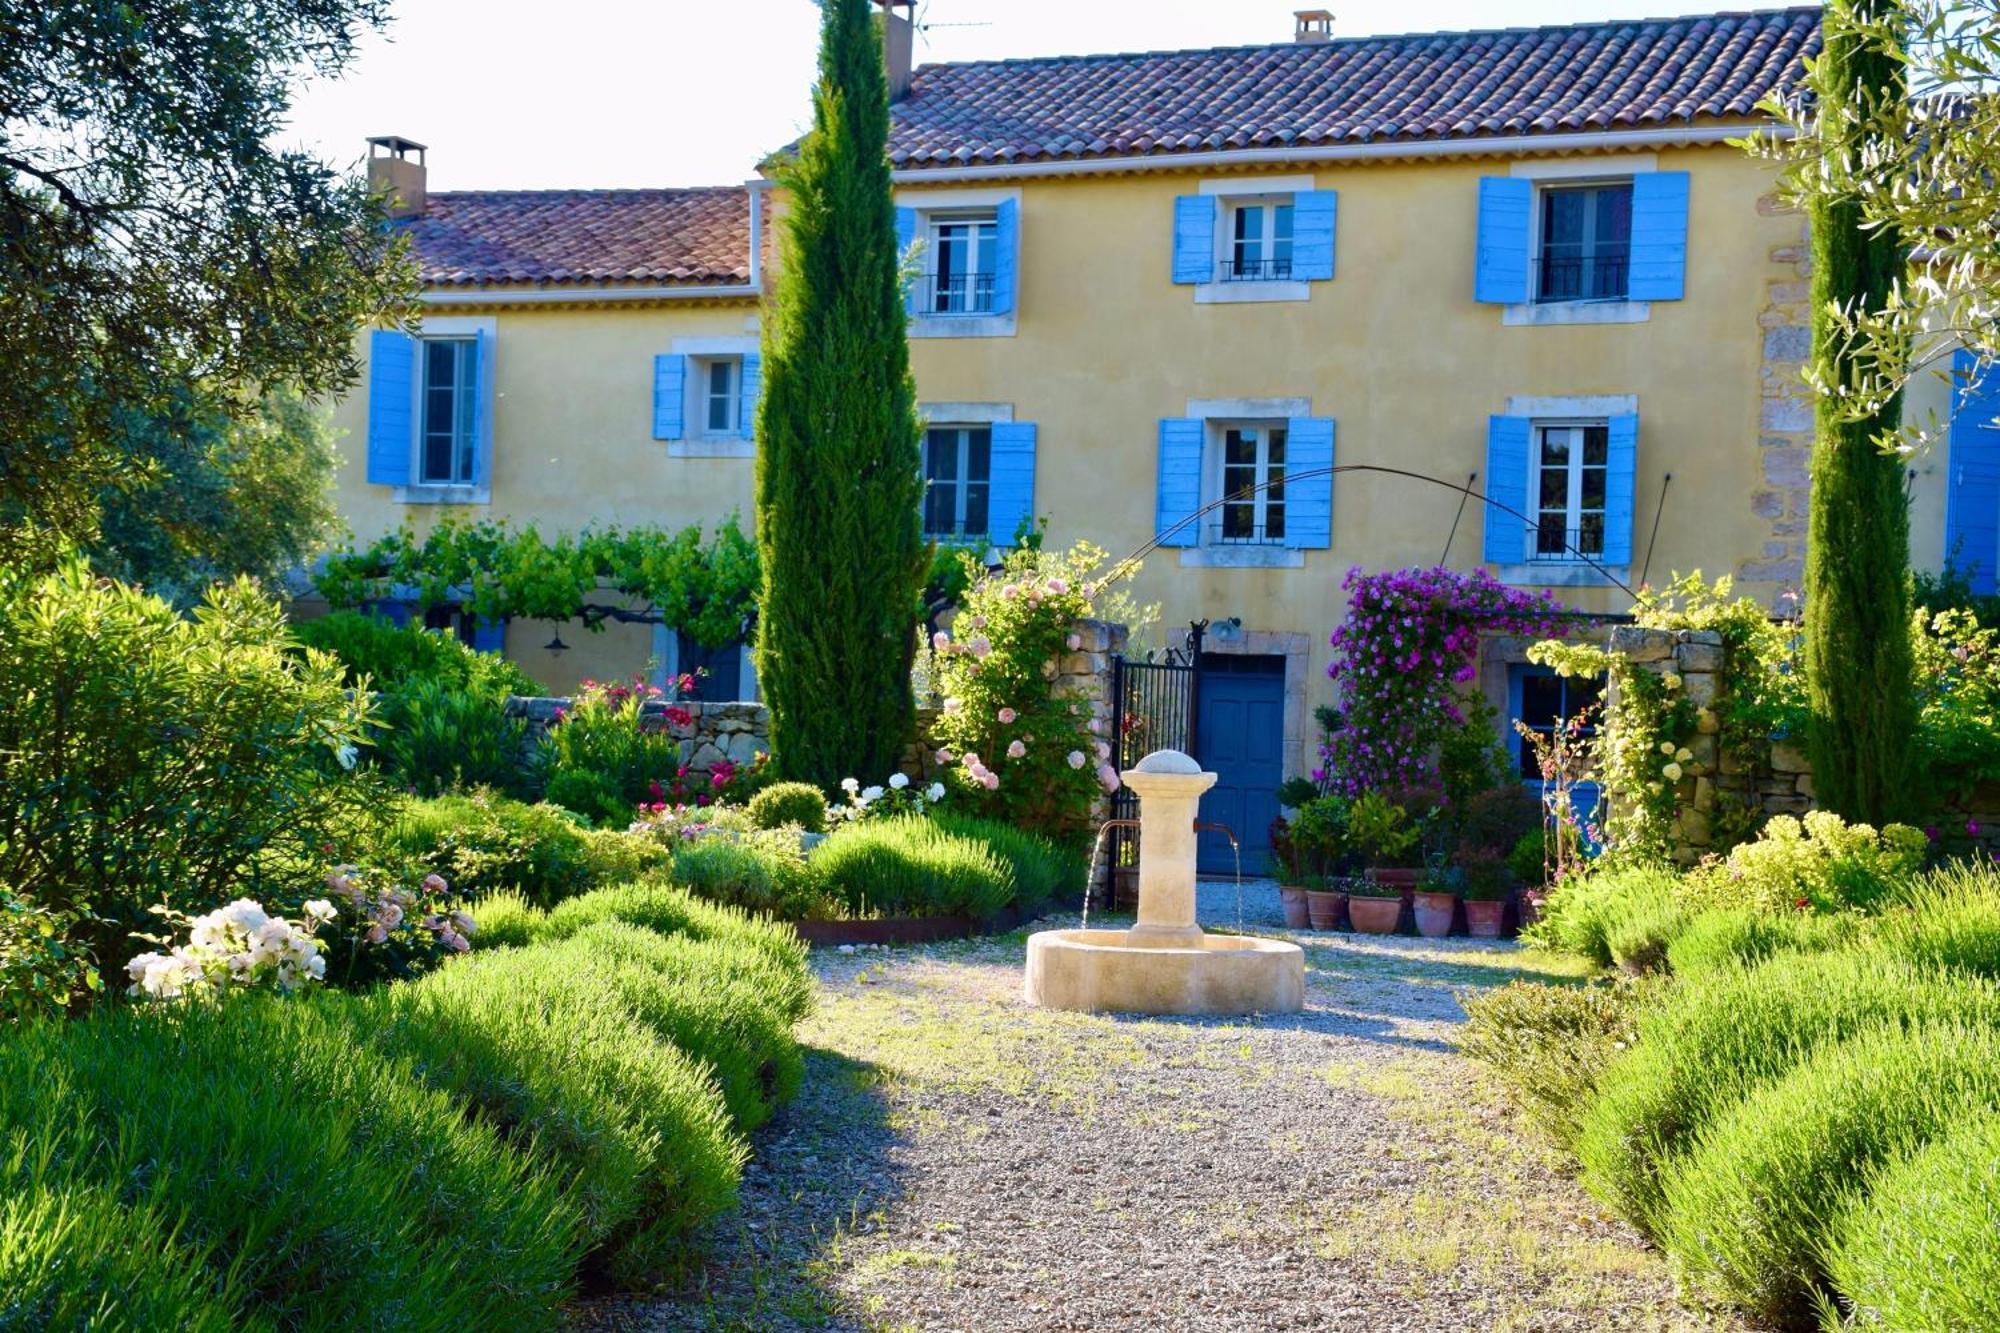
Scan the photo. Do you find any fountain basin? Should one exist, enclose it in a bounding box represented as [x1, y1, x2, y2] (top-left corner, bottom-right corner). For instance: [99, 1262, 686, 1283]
[1023, 928, 1305, 1016]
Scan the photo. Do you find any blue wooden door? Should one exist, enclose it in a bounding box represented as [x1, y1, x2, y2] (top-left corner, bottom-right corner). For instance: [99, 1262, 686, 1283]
[1194, 656, 1286, 875]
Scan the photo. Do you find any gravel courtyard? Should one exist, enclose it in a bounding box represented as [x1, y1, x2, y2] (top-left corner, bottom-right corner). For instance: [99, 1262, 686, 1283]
[581, 884, 1742, 1332]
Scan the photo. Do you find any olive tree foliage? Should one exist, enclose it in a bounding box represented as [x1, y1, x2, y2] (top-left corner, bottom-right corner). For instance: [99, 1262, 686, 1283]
[1753, 0, 2000, 451]
[0, 0, 416, 564]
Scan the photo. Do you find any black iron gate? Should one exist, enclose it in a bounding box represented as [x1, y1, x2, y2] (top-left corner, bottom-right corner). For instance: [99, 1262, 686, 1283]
[1099, 622, 1205, 909]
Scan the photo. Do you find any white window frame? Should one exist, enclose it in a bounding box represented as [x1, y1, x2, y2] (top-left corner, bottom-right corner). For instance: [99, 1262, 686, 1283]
[666, 335, 758, 458]
[1532, 181, 1633, 306]
[395, 313, 494, 506]
[1193, 177, 1312, 306]
[925, 211, 999, 317]
[1220, 197, 1296, 284]
[1502, 156, 1655, 327]
[1529, 419, 1611, 563]
[1174, 397, 1311, 569]
[920, 424, 994, 541]
[1208, 421, 1289, 547]
[895, 187, 1021, 340]
[694, 355, 741, 437]
[416, 336, 479, 486]
[1488, 393, 1637, 588]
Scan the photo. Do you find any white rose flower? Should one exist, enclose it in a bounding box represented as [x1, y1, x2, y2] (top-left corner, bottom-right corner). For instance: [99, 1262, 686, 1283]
[841, 777, 860, 793]
[889, 772, 910, 790]
[1663, 673, 1683, 690]
[926, 782, 946, 802]
[1658, 742, 1676, 756]
[216, 899, 270, 934]
[303, 899, 337, 923]
[1675, 747, 1693, 763]
[861, 785, 885, 803]
[1663, 762, 1684, 782]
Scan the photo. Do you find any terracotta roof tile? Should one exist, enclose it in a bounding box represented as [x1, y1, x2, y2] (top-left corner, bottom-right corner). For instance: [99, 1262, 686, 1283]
[886, 7, 1821, 169]
[404, 186, 754, 287]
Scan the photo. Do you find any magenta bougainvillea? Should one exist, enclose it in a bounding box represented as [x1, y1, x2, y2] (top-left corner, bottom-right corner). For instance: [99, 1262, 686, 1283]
[1323, 566, 1568, 797]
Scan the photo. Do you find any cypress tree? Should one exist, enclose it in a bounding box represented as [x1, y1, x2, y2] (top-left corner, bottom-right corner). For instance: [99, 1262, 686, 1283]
[753, 0, 926, 789]
[1803, 0, 1915, 822]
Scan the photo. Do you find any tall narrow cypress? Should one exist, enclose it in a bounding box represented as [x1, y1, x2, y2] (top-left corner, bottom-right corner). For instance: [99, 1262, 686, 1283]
[753, 0, 926, 789]
[1804, 0, 1915, 821]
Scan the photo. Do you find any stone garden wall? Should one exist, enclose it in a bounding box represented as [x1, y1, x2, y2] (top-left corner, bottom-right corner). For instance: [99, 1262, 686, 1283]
[503, 617, 1128, 786]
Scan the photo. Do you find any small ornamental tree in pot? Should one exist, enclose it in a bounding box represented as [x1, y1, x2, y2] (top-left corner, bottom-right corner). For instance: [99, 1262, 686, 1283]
[1348, 792, 1419, 934]
[1290, 795, 1355, 930]
[1458, 850, 1511, 939]
[928, 543, 1120, 850]
[1268, 816, 1312, 928]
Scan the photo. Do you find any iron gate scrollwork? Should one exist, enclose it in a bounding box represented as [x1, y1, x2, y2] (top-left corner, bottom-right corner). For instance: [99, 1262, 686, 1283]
[1099, 621, 1206, 911]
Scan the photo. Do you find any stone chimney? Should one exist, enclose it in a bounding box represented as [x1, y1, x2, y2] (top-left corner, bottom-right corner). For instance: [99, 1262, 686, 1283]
[875, 0, 916, 100]
[1294, 9, 1334, 43]
[366, 135, 427, 219]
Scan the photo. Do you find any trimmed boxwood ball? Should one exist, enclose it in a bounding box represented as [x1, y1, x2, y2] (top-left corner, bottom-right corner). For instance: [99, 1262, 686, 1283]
[1575, 950, 2000, 1236]
[748, 781, 829, 833]
[1824, 1108, 2000, 1329]
[1660, 1020, 2000, 1326]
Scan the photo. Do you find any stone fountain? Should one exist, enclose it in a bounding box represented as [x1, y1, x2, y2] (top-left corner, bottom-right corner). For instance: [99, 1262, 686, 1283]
[1024, 749, 1305, 1015]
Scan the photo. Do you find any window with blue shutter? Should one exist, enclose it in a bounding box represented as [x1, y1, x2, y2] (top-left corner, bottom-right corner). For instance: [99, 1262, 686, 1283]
[991, 198, 1019, 316]
[1475, 178, 1533, 305]
[737, 353, 761, 441]
[365, 329, 415, 486]
[470, 325, 495, 489]
[1601, 414, 1639, 565]
[1171, 196, 1217, 285]
[895, 206, 919, 316]
[987, 421, 1037, 545]
[1156, 418, 1204, 546]
[1283, 416, 1335, 548]
[1948, 348, 2000, 595]
[1483, 415, 1533, 563]
[1628, 171, 1690, 302]
[1290, 192, 1337, 283]
[653, 354, 686, 441]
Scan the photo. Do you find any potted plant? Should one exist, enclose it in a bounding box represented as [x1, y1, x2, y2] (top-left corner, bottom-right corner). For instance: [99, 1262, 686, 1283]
[1268, 815, 1311, 929]
[1348, 792, 1418, 934]
[1290, 795, 1352, 931]
[1508, 828, 1547, 927]
[1412, 856, 1459, 938]
[1459, 847, 1510, 938]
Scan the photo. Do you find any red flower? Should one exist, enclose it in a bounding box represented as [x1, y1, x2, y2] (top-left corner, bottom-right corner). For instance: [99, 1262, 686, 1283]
[1795, 897, 1810, 910]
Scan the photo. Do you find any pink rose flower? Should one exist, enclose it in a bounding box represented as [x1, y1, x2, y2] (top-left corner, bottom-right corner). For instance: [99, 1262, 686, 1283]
[998, 707, 1016, 724]
[981, 771, 1000, 790]
[1067, 750, 1086, 769]
[1088, 718, 1103, 735]
[1097, 763, 1121, 793]
[1007, 739, 1027, 759]
[936, 747, 955, 764]
[1047, 578, 1070, 595]
[932, 631, 950, 651]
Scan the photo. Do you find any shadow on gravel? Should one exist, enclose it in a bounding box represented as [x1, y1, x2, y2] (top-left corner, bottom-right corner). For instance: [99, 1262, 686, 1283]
[573, 1045, 903, 1333]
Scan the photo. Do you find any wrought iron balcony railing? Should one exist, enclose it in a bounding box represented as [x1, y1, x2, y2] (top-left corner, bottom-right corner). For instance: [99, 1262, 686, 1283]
[1219, 255, 1294, 282]
[922, 271, 996, 315]
[1533, 252, 1630, 304]
[1527, 522, 1607, 562]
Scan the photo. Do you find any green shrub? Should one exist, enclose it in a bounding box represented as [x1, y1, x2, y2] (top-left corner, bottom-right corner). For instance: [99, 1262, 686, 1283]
[672, 834, 829, 920]
[1527, 862, 1684, 968]
[1662, 907, 1861, 977]
[1457, 978, 1652, 1149]
[0, 561, 378, 968]
[366, 945, 744, 1286]
[1508, 828, 1546, 888]
[540, 769, 633, 828]
[469, 891, 543, 950]
[1575, 951, 2000, 1235]
[1824, 1108, 2000, 1330]
[933, 812, 1081, 916]
[1693, 810, 1927, 914]
[294, 609, 541, 698]
[377, 676, 528, 797]
[1876, 862, 2000, 978]
[381, 793, 661, 908]
[534, 883, 812, 1023]
[533, 683, 683, 822]
[1604, 893, 1693, 974]
[0, 891, 100, 1021]
[1660, 1020, 2000, 1324]
[0, 994, 580, 1329]
[546, 922, 804, 1132]
[748, 781, 829, 833]
[812, 817, 1015, 919]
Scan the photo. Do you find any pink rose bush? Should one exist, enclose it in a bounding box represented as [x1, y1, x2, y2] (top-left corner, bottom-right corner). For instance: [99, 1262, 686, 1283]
[928, 541, 1124, 845]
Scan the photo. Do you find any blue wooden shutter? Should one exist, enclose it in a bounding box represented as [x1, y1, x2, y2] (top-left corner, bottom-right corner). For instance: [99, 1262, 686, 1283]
[471, 618, 506, 654]
[1172, 196, 1216, 285]
[470, 325, 495, 489]
[1291, 191, 1338, 282]
[737, 353, 761, 440]
[1284, 417, 1334, 548]
[1156, 418, 1204, 546]
[1948, 348, 2000, 594]
[896, 206, 920, 315]
[365, 329, 415, 486]
[991, 198, 1019, 315]
[1474, 178, 1532, 305]
[1628, 171, 1690, 302]
[1483, 415, 1533, 564]
[987, 421, 1037, 545]
[369, 599, 412, 627]
[652, 354, 685, 440]
[1602, 413, 1640, 566]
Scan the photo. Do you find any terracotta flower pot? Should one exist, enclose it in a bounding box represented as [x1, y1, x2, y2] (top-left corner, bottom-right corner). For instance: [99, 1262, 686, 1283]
[1278, 884, 1311, 929]
[1413, 890, 1457, 939]
[1464, 898, 1506, 939]
[1347, 894, 1401, 934]
[1305, 888, 1345, 931]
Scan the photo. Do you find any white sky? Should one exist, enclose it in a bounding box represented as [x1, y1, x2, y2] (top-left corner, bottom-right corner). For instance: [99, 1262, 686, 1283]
[284, 0, 1743, 191]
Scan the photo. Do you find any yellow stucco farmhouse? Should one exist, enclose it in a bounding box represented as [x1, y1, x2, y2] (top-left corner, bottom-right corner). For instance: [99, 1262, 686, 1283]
[318, 4, 1980, 818]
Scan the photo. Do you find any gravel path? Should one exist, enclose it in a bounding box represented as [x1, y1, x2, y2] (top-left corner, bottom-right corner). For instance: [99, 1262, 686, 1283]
[578, 884, 1743, 1332]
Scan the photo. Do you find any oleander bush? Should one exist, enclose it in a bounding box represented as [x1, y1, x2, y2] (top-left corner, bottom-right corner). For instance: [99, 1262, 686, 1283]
[1660, 1020, 2000, 1324]
[1823, 1108, 2000, 1330]
[671, 833, 832, 921]
[934, 812, 1082, 918]
[747, 781, 829, 833]
[1456, 977, 1652, 1148]
[294, 608, 541, 700]
[811, 817, 1015, 919]
[1575, 951, 2000, 1235]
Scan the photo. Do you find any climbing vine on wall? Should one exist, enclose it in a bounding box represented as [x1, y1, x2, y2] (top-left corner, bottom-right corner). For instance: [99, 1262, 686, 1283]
[315, 516, 760, 649]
